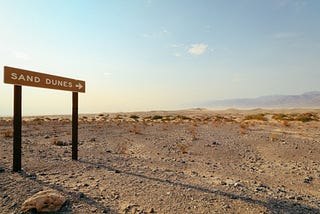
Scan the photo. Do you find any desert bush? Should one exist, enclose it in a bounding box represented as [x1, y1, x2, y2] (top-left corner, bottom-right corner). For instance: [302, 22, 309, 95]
[52, 138, 70, 146]
[273, 113, 318, 122]
[129, 115, 140, 120]
[295, 113, 318, 122]
[2, 129, 13, 138]
[244, 114, 267, 121]
[115, 142, 128, 154]
[176, 115, 192, 121]
[129, 124, 142, 134]
[189, 123, 198, 140]
[151, 115, 163, 120]
[272, 113, 292, 121]
[177, 144, 189, 154]
[282, 120, 290, 127]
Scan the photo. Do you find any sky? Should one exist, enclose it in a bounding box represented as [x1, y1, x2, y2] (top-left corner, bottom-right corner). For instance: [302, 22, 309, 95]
[0, 0, 319, 116]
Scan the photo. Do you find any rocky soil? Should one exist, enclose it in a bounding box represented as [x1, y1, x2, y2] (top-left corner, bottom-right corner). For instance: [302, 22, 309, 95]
[0, 109, 319, 213]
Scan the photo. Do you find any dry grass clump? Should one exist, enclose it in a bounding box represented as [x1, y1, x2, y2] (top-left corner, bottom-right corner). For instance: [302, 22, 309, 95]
[115, 142, 129, 154]
[129, 115, 140, 120]
[189, 122, 199, 140]
[272, 112, 318, 123]
[51, 138, 70, 146]
[2, 129, 13, 138]
[151, 115, 163, 120]
[177, 144, 190, 154]
[176, 115, 192, 121]
[129, 124, 142, 135]
[239, 122, 249, 135]
[243, 114, 267, 121]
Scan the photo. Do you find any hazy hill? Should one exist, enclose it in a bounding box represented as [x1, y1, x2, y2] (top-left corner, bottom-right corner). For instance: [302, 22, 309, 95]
[202, 91, 320, 109]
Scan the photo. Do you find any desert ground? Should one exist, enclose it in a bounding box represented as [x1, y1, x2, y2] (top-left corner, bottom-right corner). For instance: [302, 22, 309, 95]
[0, 108, 319, 213]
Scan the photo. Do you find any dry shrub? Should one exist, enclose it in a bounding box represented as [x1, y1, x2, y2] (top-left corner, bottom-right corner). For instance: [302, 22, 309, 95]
[239, 122, 249, 135]
[176, 115, 192, 121]
[2, 129, 13, 138]
[162, 123, 169, 131]
[282, 120, 290, 127]
[189, 123, 198, 140]
[177, 144, 190, 154]
[51, 138, 70, 146]
[115, 142, 128, 154]
[270, 133, 279, 142]
[151, 115, 163, 120]
[129, 124, 142, 135]
[130, 115, 140, 120]
[244, 114, 267, 121]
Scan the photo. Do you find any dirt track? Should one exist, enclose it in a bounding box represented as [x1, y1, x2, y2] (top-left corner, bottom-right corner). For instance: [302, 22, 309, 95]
[1, 109, 320, 213]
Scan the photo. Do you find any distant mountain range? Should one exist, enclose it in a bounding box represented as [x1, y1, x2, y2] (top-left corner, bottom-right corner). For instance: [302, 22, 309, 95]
[202, 91, 320, 109]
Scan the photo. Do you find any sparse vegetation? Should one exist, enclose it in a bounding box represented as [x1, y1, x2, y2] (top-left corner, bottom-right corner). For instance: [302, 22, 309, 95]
[243, 114, 267, 121]
[2, 129, 13, 138]
[52, 138, 70, 146]
[151, 115, 163, 120]
[189, 123, 198, 140]
[176, 115, 192, 121]
[272, 112, 318, 122]
[130, 115, 140, 120]
[115, 142, 128, 154]
[177, 144, 190, 154]
[129, 124, 142, 135]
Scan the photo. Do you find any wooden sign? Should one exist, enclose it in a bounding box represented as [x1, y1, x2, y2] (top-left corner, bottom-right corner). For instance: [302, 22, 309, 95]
[3, 66, 85, 172]
[4, 66, 85, 93]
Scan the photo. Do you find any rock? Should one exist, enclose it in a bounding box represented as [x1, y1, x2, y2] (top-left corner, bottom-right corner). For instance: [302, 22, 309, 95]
[44, 135, 50, 139]
[54, 140, 69, 146]
[149, 207, 155, 213]
[304, 176, 313, 184]
[20, 190, 66, 212]
[0, 167, 5, 173]
[79, 192, 85, 199]
[234, 182, 243, 187]
[287, 195, 295, 200]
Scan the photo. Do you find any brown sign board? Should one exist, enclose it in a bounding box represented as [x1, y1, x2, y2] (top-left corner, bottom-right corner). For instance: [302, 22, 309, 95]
[4, 66, 85, 93]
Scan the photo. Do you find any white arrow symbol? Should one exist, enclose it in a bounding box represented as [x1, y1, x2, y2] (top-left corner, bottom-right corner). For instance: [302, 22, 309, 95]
[75, 83, 83, 90]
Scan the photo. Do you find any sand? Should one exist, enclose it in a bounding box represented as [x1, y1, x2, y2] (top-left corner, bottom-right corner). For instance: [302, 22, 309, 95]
[0, 109, 319, 213]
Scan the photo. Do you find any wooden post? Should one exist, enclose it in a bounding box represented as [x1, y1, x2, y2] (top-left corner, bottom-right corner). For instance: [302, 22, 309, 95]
[13, 85, 22, 172]
[72, 92, 78, 160]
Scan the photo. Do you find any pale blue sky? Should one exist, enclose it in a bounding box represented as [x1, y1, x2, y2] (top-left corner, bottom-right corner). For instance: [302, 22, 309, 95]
[1, 0, 319, 115]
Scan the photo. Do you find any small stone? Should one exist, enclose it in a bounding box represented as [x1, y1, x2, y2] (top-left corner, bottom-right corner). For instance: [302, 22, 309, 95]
[220, 181, 227, 185]
[296, 196, 303, 200]
[149, 208, 155, 213]
[103, 208, 110, 213]
[234, 182, 243, 187]
[0, 167, 5, 173]
[90, 207, 97, 212]
[79, 192, 85, 199]
[304, 176, 313, 184]
[44, 135, 50, 139]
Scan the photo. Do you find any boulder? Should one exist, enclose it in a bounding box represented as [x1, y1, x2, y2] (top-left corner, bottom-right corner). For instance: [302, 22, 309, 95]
[21, 190, 66, 212]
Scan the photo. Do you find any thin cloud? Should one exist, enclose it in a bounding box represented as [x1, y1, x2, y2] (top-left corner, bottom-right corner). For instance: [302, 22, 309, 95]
[273, 32, 299, 39]
[142, 28, 170, 39]
[188, 43, 208, 55]
[276, 0, 307, 11]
